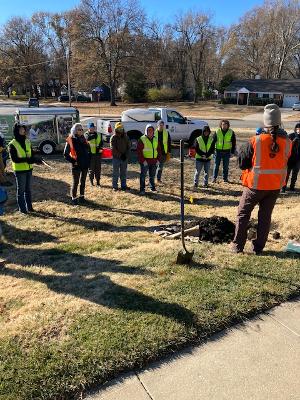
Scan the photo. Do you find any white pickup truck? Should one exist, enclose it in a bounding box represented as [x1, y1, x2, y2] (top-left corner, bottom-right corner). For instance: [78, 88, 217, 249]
[97, 107, 208, 149]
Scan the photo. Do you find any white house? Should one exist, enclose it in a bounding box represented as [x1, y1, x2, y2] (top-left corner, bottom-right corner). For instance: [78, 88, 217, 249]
[224, 79, 300, 107]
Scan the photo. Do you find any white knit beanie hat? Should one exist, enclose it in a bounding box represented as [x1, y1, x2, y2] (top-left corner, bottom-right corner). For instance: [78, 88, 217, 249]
[263, 104, 281, 127]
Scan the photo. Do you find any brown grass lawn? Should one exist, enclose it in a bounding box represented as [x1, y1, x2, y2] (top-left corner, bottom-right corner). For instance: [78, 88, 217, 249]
[74, 101, 265, 119]
[0, 129, 299, 399]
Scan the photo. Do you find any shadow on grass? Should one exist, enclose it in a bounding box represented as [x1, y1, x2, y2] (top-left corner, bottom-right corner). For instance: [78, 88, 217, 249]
[1, 221, 57, 245]
[36, 210, 151, 233]
[1, 244, 197, 327]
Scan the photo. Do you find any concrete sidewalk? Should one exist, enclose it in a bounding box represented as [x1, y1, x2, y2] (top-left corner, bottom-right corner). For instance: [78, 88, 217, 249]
[87, 299, 300, 400]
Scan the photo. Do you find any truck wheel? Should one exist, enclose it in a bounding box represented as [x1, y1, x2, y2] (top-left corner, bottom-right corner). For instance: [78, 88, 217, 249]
[127, 131, 142, 151]
[39, 140, 56, 155]
[188, 130, 202, 147]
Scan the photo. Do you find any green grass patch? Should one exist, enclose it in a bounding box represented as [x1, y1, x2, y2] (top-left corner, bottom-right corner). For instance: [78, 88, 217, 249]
[1, 247, 299, 400]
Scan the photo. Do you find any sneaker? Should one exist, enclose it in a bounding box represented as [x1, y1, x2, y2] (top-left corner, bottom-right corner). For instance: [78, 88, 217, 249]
[289, 187, 295, 191]
[19, 210, 28, 215]
[89, 179, 94, 186]
[121, 186, 130, 191]
[139, 190, 145, 195]
[71, 198, 78, 206]
[203, 183, 209, 188]
[150, 187, 157, 192]
[223, 179, 229, 183]
[281, 186, 286, 193]
[112, 187, 118, 192]
[78, 196, 86, 204]
[212, 179, 217, 183]
[96, 181, 100, 187]
[27, 208, 35, 212]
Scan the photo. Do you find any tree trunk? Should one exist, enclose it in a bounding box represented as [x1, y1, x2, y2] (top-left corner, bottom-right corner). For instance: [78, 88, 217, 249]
[110, 81, 117, 106]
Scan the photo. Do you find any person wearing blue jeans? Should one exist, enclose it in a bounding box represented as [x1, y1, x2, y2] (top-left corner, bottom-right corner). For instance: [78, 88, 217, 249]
[213, 151, 231, 182]
[194, 160, 211, 187]
[112, 158, 128, 190]
[9, 123, 42, 214]
[15, 170, 33, 213]
[193, 126, 215, 188]
[212, 120, 236, 183]
[140, 163, 157, 192]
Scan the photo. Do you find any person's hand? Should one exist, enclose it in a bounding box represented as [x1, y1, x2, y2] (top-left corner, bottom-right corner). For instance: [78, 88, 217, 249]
[143, 160, 147, 167]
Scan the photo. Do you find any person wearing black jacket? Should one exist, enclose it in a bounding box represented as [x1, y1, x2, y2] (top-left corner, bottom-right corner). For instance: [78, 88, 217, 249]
[85, 122, 103, 187]
[193, 126, 215, 188]
[9, 123, 42, 214]
[282, 122, 300, 192]
[64, 123, 90, 205]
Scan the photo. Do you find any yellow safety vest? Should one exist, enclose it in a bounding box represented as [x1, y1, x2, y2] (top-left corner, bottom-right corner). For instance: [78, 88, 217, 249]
[195, 136, 213, 160]
[9, 139, 33, 171]
[141, 135, 158, 158]
[87, 133, 102, 154]
[216, 128, 233, 151]
[154, 128, 168, 154]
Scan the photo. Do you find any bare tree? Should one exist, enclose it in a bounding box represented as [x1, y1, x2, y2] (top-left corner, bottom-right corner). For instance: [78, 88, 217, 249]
[77, 0, 145, 106]
[174, 12, 214, 102]
[0, 17, 46, 96]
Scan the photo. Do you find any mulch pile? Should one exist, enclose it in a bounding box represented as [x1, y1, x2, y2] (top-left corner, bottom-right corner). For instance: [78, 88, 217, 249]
[198, 216, 235, 243]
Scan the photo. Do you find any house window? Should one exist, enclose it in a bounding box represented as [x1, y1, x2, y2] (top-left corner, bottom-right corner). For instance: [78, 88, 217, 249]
[263, 93, 269, 98]
[258, 93, 263, 98]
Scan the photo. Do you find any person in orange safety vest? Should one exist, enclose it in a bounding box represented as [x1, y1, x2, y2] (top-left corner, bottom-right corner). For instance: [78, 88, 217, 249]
[231, 104, 295, 255]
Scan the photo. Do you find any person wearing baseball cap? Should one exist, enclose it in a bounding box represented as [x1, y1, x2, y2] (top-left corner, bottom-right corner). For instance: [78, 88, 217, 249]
[85, 122, 103, 187]
[110, 122, 130, 191]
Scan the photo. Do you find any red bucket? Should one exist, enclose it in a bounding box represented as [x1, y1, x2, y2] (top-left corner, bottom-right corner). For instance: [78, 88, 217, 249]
[101, 148, 113, 159]
[188, 147, 196, 158]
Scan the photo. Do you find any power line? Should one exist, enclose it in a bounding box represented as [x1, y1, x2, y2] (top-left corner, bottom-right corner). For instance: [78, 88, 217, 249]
[0, 55, 66, 71]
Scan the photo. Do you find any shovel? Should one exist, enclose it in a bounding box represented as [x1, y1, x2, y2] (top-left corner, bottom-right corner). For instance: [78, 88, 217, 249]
[176, 140, 194, 264]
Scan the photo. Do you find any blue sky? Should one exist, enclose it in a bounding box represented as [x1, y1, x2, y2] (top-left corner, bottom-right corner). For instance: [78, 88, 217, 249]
[0, 0, 264, 26]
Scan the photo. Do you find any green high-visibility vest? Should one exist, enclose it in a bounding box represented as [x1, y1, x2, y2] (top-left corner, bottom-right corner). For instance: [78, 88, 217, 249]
[141, 135, 158, 158]
[87, 133, 102, 154]
[195, 136, 213, 160]
[9, 139, 33, 171]
[216, 128, 233, 150]
[154, 128, 168, 154]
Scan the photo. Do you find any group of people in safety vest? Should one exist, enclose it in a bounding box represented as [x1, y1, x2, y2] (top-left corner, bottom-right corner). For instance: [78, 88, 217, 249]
[5, 103, 300, 255]
[192, 119, 236, 188]
[62, 119, 172, 203]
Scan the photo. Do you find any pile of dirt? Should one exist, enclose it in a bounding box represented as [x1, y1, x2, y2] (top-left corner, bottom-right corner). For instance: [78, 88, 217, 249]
[198, 216, 235, 244]
[154, 217, 235, 243]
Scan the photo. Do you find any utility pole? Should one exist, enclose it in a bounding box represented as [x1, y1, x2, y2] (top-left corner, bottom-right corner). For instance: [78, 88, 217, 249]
[66, 48, 71, 107]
